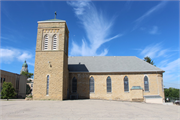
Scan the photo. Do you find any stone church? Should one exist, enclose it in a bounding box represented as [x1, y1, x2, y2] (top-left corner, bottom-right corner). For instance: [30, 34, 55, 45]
[33, 16, 165, 103]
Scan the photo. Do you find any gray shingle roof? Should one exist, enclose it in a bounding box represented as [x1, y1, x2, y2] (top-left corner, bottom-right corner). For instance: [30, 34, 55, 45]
[68, 56, 164, 73]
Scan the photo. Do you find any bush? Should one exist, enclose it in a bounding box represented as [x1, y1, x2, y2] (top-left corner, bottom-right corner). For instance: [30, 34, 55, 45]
[1, 82, 16, 100]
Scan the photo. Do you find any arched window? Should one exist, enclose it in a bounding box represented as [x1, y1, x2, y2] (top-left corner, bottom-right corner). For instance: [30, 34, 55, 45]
[52, 34, 57, 50]
[90, 77, 94, 93]
[124, 76, 129, 92]
[107, 76, 111, 92]
[44, 34, 48, 50]
[46, 75, 49, 95]
[72, 77, 77, 93]
[144, 76, 149, 91]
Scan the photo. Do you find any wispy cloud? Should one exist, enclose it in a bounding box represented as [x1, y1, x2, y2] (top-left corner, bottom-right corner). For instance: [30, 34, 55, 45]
[133, 1, 167, 30]
[67, 0, 90, 15]
[140, 26, 160, 35]
[138, 43, 179, 88]
[0, 36, 9, 40]
[160, 58, 180, 88]
[1, 4, 14, 23]
[18, 52, 32, 62]
[135, 1, 167, 23]
[0, 35, 16, 42]
[161, 58, 180, 74]
[1, 26, 28, 43]
[149, 26, 159, 34]
[140, 43, 168, 59]
[67, 0, 121, 56]
[0, 48, 34, 66]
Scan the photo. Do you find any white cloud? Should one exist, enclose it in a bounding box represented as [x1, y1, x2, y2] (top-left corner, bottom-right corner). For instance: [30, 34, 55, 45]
[149, 26, 159, 34]
[0, 48, 18, 63]
[140, 43, 167, 59]
[158, 59, 169, 67]
[160, 58, 180, 88]
[67, 0, 90, 15]
[0, 48, 34, 66]
[160, 58, 180, 74]
[135, 1, 167, 22]
[67, 0, 121, 56]
[139, 43, 179, 88]
[0, 36, 9, 40]
[17, 52, 32, 62]
[133, 1, 167, 30]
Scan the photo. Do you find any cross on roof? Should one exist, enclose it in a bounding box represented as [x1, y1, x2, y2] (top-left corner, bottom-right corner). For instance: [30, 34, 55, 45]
[55, 11, 57, 19]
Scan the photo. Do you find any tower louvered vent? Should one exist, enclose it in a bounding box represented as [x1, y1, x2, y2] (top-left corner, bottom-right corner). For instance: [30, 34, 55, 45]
[53, 35, 57, 50]
[44, 35, 48, 50]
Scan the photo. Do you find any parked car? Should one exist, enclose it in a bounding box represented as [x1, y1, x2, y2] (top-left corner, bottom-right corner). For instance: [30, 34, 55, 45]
[173, 100, 180, 105]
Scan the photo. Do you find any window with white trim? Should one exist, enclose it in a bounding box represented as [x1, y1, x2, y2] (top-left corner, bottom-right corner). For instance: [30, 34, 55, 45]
[124, 76, 129, 92]
[53, 34, 57, 50]
[44, 34, 48, 50]
[144, 76, 149, 91]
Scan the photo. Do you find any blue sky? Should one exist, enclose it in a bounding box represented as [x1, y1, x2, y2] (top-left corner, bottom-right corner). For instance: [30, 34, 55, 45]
[0, 1, 179, 88]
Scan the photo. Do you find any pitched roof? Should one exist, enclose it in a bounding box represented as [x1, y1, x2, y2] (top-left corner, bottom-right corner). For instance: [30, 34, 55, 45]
[68, 56, 164, 73]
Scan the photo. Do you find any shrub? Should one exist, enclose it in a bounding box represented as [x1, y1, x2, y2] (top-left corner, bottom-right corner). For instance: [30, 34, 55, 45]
[1, 82, 16, 100]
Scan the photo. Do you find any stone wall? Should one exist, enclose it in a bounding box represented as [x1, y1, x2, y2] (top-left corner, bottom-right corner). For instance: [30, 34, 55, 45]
[33, 21, 69, 100]
[130, 89, 144, 102]
[69, 72, 164, 101]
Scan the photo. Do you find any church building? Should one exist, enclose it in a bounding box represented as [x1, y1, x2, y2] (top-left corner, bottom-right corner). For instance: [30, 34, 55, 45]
[33, 15, 165, 104]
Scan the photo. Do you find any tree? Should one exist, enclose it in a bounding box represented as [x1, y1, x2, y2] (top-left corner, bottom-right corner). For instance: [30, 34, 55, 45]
[165, 87, 179, 99]
[26, 84, 32, 95]
[21, 71, 33, 78]
[144, 56, 155, 66]
[27, 80, 32, 83]
[1, 82, 17, 100]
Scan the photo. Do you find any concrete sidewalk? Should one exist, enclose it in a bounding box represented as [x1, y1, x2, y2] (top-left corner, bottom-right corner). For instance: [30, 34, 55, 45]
[0, 100, 179, 120]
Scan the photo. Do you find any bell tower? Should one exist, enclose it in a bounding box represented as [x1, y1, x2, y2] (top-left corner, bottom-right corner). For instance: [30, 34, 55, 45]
[33, 13, 69, 100]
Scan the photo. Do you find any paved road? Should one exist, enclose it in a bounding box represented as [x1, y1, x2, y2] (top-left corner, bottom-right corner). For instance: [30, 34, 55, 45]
[0, 100, 179, 120]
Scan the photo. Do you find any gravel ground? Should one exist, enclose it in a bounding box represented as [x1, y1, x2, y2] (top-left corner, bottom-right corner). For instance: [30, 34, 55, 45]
[0, 99, 179, 120]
